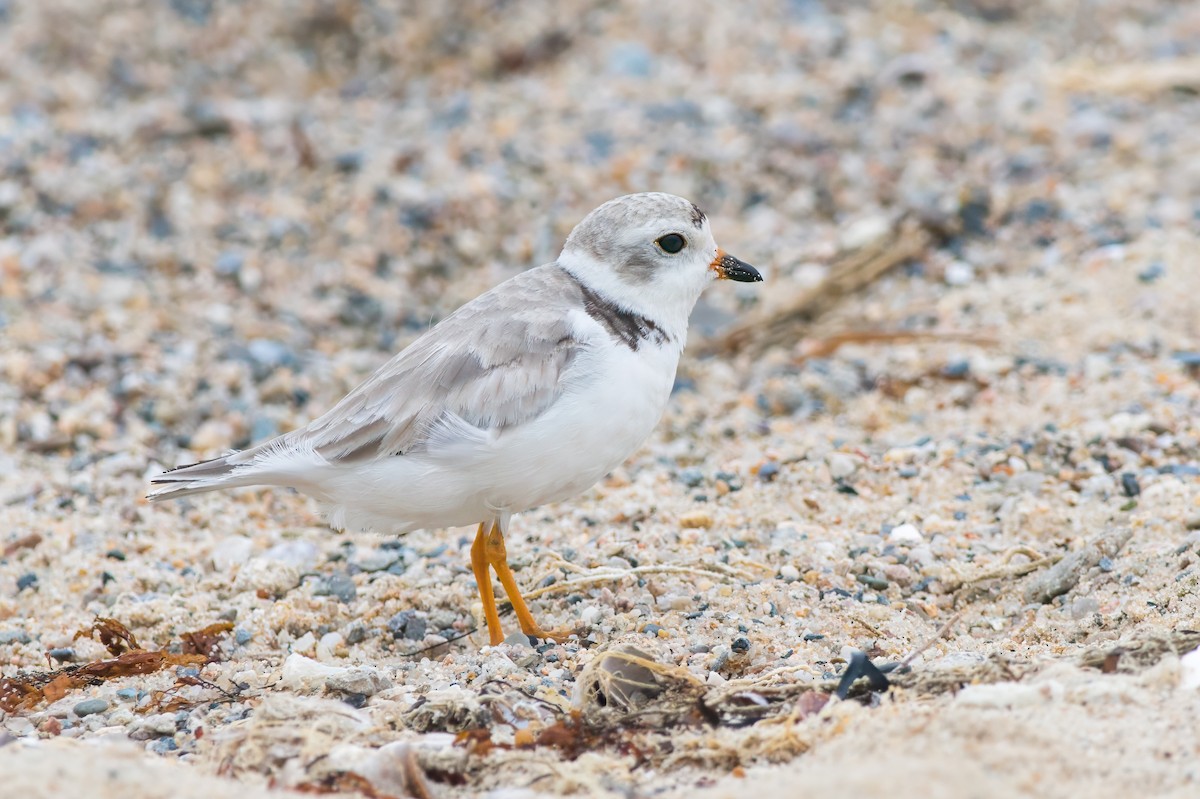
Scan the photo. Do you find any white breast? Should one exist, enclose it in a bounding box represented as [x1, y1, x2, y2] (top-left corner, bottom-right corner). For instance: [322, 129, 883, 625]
[322, 313, 683, 533]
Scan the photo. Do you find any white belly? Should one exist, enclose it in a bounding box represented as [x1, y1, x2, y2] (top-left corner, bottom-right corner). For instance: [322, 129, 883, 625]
[320, 341, 681, 533]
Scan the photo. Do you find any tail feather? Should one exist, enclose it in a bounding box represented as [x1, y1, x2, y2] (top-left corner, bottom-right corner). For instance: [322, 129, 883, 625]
[148, 454, 260, 501]
[149, 436, 328, 502]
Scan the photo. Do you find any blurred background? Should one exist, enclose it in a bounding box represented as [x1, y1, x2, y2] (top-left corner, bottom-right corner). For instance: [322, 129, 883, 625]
[2, 6, 1200, 793]
[1, 0, 1197, 462]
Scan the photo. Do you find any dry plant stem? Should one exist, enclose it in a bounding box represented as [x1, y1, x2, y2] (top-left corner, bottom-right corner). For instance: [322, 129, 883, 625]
[795, 330, 998, 362]
[899, 610, 964, 669]
[706, 214, 933, 356]
[942, 548, 1062, 593]
[1023, 526, 1133, 604]
[516, 562, 753, 604]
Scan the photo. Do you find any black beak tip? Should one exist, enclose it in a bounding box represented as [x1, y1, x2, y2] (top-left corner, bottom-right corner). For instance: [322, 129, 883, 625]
[723, 254, 763, 283]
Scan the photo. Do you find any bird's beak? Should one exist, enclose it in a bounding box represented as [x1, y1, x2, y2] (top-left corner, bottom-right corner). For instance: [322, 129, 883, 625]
[710, 249, 763, 283]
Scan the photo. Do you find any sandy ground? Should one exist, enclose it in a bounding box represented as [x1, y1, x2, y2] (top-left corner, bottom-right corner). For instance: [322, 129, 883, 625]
[2, 1, 1200, 797]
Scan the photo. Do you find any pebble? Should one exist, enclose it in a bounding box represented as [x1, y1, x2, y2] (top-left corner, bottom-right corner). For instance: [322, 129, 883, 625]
[944, 261, 976, 286]
[1137, 262, 1165, 283]
[779, 564, 801, 582]
[262, 540, 320, 570]
[677, 467, 705, 488]
[234, 558, 301, 596]
[888, 523, 924, 544]
[74, 698, 110, 717]
[826, 452, 859, 480]
[503, 630, 535, 648]
[387, 610, 427, 641]
[942, 360, 971, 379]
[355, 548, 401, 572]
[245, 339, 296, 379]
[4, 717, 35, 736]
[16, 573, 37, 591]
[757, 462, 780, 482]
[344, 622, 369, 645]
[0, 630, 31, 644]
[325, 667, 393, 697]
[279, 653, 343, 691]
[607, 41, 655, 77]
[134, 713, 178, 738]
[679, 510, 714, 529]
[855, 574, 889, 591]
[956, 681, 1061, 708]
[210, 536, 255, 571]
[214, 251, 244, 277]
[315, 573, 357, 603]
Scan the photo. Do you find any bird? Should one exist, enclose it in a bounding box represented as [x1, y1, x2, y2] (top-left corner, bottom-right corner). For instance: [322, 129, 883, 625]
[149, 192, 763, 646]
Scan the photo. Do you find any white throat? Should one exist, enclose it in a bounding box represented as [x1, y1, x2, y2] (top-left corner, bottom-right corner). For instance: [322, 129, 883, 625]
[557, 250, 706, 343]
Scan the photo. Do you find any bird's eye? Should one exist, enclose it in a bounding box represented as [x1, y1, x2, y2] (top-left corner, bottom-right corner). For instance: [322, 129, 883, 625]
[656, 233, 686, 254]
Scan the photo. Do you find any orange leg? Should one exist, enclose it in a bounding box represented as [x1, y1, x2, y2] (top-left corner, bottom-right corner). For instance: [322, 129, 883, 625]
[471, 520, 572, 645]
[470, 522, 504, 646]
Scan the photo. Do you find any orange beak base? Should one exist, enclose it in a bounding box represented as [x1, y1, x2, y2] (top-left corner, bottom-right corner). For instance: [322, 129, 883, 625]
[710, 249, 763, 282]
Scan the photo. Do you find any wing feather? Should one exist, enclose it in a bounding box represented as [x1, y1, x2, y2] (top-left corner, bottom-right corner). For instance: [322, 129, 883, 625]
[266, 265, 588, 465]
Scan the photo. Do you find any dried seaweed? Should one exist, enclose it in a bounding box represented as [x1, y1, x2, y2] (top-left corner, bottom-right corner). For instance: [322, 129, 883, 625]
[75, 616, 143, 655]
[179, 621, 235, 660]
[0, 617, 233, 713]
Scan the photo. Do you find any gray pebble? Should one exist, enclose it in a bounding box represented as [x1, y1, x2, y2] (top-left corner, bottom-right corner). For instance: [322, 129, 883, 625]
[214, 250, 244, 276]
[355, 549, 400, 572]
[344, 622, 368, 645]
[74, 698, 109, 717]
[856, 574, 889, 591]
[16, 573, 37, 591]
[234, 627, 253, 645]
[334, 151, 363, 173]
[249, 415, 278, 442]
[607, 41, 655, 77]
[678, 467, 705, 488]
[387, 610, 426, 641]
[0, 630, 31, 644]
[1137, 263, 1164, 283]
[942, 360, 971, 379]
[315, 573, 357, 603]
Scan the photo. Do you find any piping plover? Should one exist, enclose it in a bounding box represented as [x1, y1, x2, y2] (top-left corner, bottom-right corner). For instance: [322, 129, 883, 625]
[150, 192, 762, 645]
